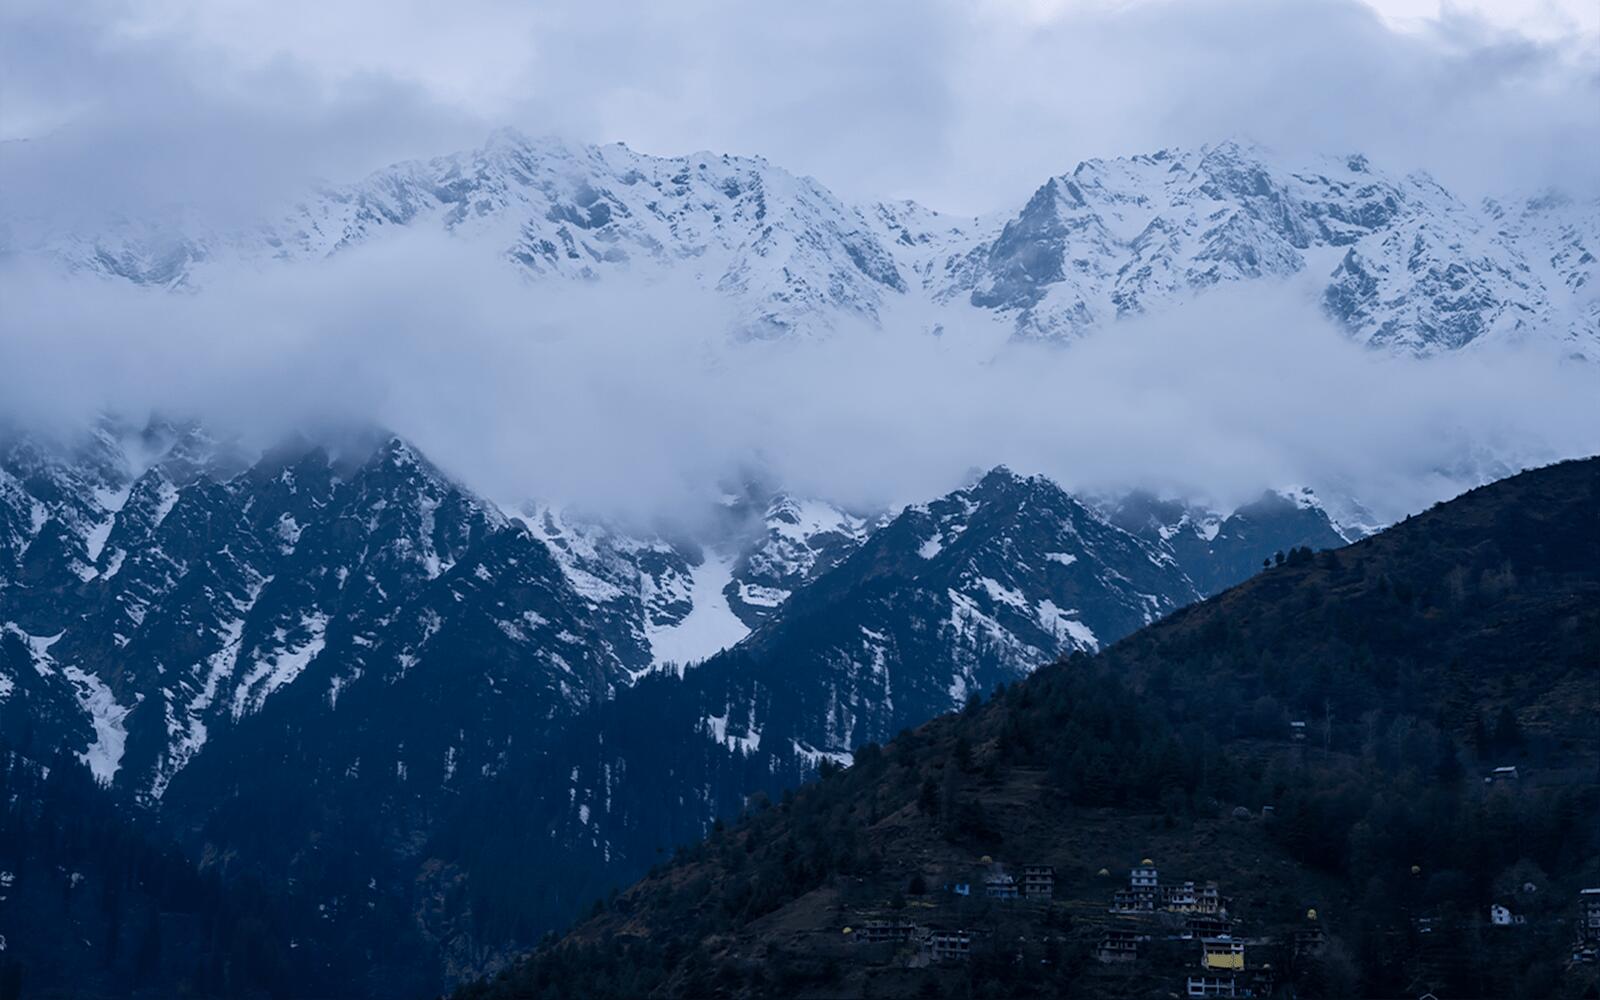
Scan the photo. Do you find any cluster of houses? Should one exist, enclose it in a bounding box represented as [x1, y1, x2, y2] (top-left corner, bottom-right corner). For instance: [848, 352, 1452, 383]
[1171, 930, 1282, 998]
[1109, 859, 1231, 918]
[1094, 859, 1311, 998]
[852, 861, 1059, 965]
[944, 861, 1056, 902]
[979, 862, 1056, 901]
[855, 860, 1600, 986]
[853, 921, 972, 964]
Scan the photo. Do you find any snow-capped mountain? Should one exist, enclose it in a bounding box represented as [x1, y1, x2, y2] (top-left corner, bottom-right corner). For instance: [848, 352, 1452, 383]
[0, 420, 889, 803]
[1103, 485, 1353, 595]
[517, 490, 885, 674]
[723, 494, 889, 628]
[658, 467, 1203, 766]
[399, 466, 1210, 972]
[0, 422, 653, 801]
[0, 415, 1368, 804]
[958, 144, 1599, 355]
[10, 130, 909, 340]
[1482, 190, 1600, 357]
[9, 132, 1595, 356]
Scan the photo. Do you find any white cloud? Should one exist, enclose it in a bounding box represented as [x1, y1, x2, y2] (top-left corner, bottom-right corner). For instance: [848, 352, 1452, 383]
[1358, 0, 1599, 43]
[2, 233, 1594, 525]
[3, 0, 1595, 218]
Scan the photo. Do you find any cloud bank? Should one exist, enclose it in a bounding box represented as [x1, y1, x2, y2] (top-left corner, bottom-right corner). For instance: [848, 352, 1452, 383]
[3, 0, 1596, 221]
[2, 231, 1595, 526]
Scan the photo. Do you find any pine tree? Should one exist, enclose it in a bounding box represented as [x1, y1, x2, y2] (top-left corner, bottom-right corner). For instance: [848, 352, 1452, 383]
[1491, 707, 1524, 756]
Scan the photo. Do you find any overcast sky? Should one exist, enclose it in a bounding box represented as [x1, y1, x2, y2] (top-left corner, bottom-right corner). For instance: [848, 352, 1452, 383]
[3, 0, 1596, 217]
[1, 0, 1597, 524]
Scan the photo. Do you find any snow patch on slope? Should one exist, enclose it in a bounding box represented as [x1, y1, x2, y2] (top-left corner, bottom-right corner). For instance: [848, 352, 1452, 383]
[703, 706, 762, 755]
[232, 613, 330, 718]
[61, 664, 133, 785]
[647, 551, 748, 672]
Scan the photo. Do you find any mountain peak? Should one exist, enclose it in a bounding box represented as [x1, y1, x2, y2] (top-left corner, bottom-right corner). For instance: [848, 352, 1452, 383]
[373, 435, 425, 471]
[481, 125, 536, 152]
[11, 133, 1595, 356]
[975, 464, 1023, 487]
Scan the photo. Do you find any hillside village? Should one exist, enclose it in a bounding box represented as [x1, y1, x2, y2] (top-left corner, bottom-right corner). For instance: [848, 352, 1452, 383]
[828, 849, 1600, 999]
[706, 694, 1600, 999]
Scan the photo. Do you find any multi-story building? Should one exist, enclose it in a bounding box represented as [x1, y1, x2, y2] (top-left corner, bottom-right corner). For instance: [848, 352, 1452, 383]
[1022, 864, 1055, 899]
[1186, 915, 1234, 938]
[1200, 935, 1246, 971]
[1095, 929, 1141, 964]
[858, 921, 919, 944]
[1112, 888, 1156, 913]
[1166, 881, 1199, 910]
[926, 929, 972, 963]
[984, 872, 1019, 900]
[1131, 860, 1160, 894]
[1186, 974, 1242, 998]
[1581, 888, 1600, 943]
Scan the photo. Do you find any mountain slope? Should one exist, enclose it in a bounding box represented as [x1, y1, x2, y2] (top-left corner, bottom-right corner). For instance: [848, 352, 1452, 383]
[461, 456, 1600, 1000]
[517, 490, 886, 675]
[0, 422, 1389, 995]
[954, 143, 1596, 355]
[708, 467, 1199, 750]
[0, 746, 370, 999]
[10, 131, 909, 340]
[0, 425, 650, 804]
[406, 468, 1214, 978]
[1105, 485, 1352, 596]
[0, 424, 671, 996]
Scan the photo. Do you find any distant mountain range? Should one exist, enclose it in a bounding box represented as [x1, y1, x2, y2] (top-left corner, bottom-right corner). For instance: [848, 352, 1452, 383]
[6, 131, 1596, 357]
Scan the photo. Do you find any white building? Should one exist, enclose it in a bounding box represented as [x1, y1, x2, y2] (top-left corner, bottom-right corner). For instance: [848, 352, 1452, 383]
[1131, 860, 1159, 893]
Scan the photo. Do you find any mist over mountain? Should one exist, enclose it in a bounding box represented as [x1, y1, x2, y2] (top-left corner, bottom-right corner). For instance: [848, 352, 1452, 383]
[3, 132, 1596, 530]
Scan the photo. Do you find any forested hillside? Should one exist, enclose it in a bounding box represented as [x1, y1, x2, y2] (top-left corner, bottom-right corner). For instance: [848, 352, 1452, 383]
[0, 748, 320, 1000]
[458, 457, 1600, 1000]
